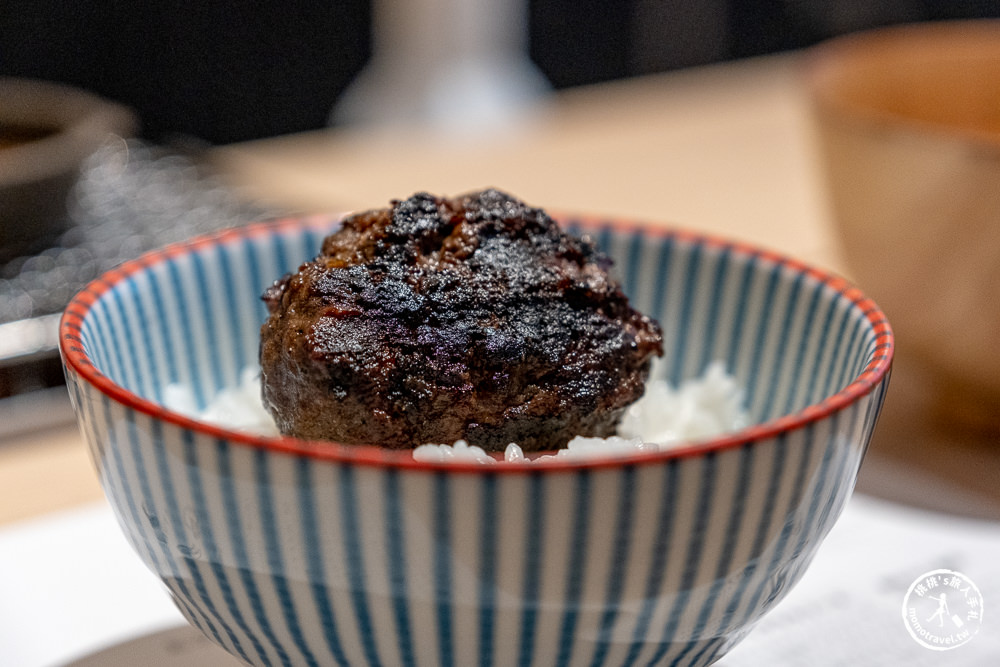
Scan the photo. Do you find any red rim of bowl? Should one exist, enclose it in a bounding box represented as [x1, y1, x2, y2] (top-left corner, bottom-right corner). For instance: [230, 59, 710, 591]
[60, 214, 894, 473]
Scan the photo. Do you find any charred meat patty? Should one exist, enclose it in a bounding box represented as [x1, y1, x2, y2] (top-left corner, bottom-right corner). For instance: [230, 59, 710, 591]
[260, 189, 663, 451]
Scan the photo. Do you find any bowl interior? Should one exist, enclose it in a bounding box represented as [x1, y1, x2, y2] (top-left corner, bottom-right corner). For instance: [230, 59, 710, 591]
[68, 217, 887, 449]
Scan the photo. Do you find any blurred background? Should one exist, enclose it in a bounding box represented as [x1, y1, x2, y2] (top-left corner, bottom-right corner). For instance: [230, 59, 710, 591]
[2, 0, 998, 144]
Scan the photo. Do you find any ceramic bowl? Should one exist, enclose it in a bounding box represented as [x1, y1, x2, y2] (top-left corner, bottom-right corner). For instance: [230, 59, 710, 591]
[60, 215, 892, 666]
[806, 20, 1000, 429]
[0, 77, 136, 261]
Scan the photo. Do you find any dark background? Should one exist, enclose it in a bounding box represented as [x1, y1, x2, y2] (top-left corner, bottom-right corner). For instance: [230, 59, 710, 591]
[1, 1, 998, 145]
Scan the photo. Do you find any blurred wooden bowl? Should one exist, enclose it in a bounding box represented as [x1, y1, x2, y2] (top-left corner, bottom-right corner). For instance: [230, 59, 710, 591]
[806, 21, 1000, 430]
[0, 78, 136, 261]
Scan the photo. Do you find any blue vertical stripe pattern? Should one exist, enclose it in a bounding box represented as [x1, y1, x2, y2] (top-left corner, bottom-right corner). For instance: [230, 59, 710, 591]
[758, 271, 804, 420]
[554, 470, 591, 667]
[588, 465, 636, 667]
[254, 447, 320, 667]
[621, 459, 679, 667]
[104, 283, 142, 397]
[647, 451, 718, 665]
[150, 416, 257, 661]
[432, 472, 455, 667]
[181, 433, 260, 665]
[296, 458, 351, 667]
[145, 261, 180, 387]
[165, 259, 207, 407]
[89, 292, 129, 395]
[214, 429, 290, 666]
[215, 243, 245, 377]
[517, 472, 546, 666]
[384, 468, 416, 666]
[780, 281, 823, 416]
[725, 255, 758, 392]
[61, 217, 893, 666]
[125, 275, 164, 401]
[189, 251, 225, 394]
[680, 443, 756, 667]
[669, 243, 702, 384]
[477, 473, 499, 667]
[698, 244, 731, 374]
[337, 463, 383, 667]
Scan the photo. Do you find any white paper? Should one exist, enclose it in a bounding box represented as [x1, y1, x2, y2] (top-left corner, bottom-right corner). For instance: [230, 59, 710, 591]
[721, 496, 1000, 666]
[0, 502, 183, 667]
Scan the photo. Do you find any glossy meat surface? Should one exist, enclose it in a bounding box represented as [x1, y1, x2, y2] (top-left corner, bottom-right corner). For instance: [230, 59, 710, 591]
[260, 189, 662, 451]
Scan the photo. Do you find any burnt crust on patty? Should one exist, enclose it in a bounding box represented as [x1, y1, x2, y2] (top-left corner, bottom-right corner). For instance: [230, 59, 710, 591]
[259, 188, 663, 451]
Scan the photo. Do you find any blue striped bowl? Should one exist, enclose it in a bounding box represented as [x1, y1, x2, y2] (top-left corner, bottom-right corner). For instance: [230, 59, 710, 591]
[60, 215, 892, 667]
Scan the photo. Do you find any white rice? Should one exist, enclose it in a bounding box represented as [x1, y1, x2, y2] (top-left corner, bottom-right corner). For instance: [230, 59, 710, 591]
[163, 361, 749, 463]
[164, 367, 280, 436]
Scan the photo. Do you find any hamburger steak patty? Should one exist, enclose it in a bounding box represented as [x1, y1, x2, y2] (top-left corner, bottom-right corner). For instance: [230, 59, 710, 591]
[259, 189, 663, 451]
